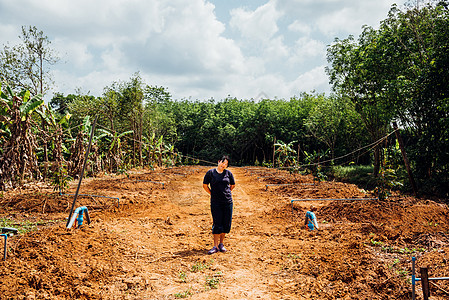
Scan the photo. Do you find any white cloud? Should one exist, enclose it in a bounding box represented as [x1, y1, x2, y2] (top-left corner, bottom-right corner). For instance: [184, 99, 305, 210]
[276, 0, 403, 36]
[0, 0, 406, 100]
[0, 24, 21, 45]
[221, 72, 288, 100]
[0, 0, 246, 98]
[288, 37, 326, 65]
[264, 36, 289, 60]
[230, 1, 282, 42]
[153, 0, 243, 75]
[289, 65, 329, 95]
[316, 6, 370, 36]
[52, 39, 93, 69]
[288, 20, 312, 36]
[100, 46, 127, 72]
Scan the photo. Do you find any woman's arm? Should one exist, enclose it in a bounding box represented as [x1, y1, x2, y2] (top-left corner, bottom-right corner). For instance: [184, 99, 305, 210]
[313, 218, 319, 229]
[230, 184, 235, 191]
[203, 183, 211, 195]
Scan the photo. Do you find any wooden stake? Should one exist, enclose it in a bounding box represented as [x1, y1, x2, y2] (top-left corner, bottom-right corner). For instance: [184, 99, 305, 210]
[65, 115, 98, 228]
[420, 267, 430, 300]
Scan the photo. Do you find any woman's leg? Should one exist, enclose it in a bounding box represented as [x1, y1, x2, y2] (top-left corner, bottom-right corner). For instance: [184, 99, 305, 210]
[213, 233, 226, 247]
[211, 202, 225, 245]
[219, 233, 226, 244]
[213, 234, 221, 247]
[210, 203, 232, 252]
[218, 203, 232, 252]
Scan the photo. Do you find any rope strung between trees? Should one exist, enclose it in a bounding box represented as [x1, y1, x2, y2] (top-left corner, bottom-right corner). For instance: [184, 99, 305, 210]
[275, 128, 399, 170]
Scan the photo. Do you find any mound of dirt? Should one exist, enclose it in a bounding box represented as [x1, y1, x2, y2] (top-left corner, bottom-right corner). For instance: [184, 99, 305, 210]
[1, 166, 449, 299]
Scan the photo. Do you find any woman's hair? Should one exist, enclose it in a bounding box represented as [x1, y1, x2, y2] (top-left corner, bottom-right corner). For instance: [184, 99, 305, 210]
[219, 155, 230, 165]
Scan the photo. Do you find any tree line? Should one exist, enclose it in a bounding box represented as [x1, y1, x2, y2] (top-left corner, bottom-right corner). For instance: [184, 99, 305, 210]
[1, 1, 448, 198]
[327, 0, 449, 197]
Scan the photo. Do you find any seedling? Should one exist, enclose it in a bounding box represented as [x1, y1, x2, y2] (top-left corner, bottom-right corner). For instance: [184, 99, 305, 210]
[174, 289, 192, 298]
[389, 259, 400, 269]
[0, 218, 13, 228]
[205, 273, 222, 290]
[370, 239, 383, 246]
[191, 259, 213, 273]
[286, 253, 301, 260]
[178, 271, 187, 283]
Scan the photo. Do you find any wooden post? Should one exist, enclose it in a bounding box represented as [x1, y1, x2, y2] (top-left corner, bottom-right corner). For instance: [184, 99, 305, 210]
[392, 122, 418, 196]
[273, 136, 276, 169]
[420, 267, 430, 300]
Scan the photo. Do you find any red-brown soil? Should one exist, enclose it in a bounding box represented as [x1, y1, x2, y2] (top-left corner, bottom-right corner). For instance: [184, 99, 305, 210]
[1, 166, 449, 299]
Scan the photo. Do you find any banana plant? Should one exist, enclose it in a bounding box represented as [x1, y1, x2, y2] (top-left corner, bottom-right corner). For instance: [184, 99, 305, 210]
[35, 101, 71, 128]
[97, 128, 134, 152]
[97, 127, 134, 172]
[0, 81, 44, 189]
[0, 82, 44, 143]
[0, 82, 44, 130]
[274, 140, 297, 168]
[302, 149, 330, 180]
[151, 134, 164, 167]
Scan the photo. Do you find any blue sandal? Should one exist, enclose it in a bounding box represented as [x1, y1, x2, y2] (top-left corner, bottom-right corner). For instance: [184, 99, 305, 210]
[218, 243, 227, 252]
[208, 246, 219, 255]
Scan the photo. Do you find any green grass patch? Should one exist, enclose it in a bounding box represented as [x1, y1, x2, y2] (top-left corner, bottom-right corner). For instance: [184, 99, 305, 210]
[191, 259, 213, 273]
[174, 289, 192, 298]
[205, 273, 222, 290]
[329, 165, 377, 189]
[0, 217, 45, 234]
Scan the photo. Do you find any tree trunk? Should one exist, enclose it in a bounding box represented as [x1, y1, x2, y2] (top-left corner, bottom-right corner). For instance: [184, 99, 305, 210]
[373, 146, 381, 178]
[393, 122, 418, 196]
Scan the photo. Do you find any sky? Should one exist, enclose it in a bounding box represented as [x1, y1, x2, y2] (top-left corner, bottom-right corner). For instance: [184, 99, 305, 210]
[0, 0, 407, 101]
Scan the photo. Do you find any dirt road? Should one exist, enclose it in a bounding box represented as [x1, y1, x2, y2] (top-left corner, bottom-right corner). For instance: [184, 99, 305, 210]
[1, 166, 449, 299]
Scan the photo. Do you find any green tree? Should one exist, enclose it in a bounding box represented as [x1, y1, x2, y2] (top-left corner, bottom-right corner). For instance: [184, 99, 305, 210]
[164, 93, 324, 166]
[383, 1, 449, 194]
[144, 85, 177, 144]
[327, 25, 401, 177]
[119, 74, 145, 166]
[305, 95, 345, 160]
[0, 26, 59, 96]
[327, 0, 449, 195]
[50, 93, 77, 116]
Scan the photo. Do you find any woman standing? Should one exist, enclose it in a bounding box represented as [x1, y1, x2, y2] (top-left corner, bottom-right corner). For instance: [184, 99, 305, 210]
[202, 155, 235, 254]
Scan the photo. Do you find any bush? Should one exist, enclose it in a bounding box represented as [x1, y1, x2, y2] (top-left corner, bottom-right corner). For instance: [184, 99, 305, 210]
[329, 165, 377, 189]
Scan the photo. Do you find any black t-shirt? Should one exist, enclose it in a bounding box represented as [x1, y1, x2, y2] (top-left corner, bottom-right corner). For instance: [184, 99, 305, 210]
[203, 168, 235, 204]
